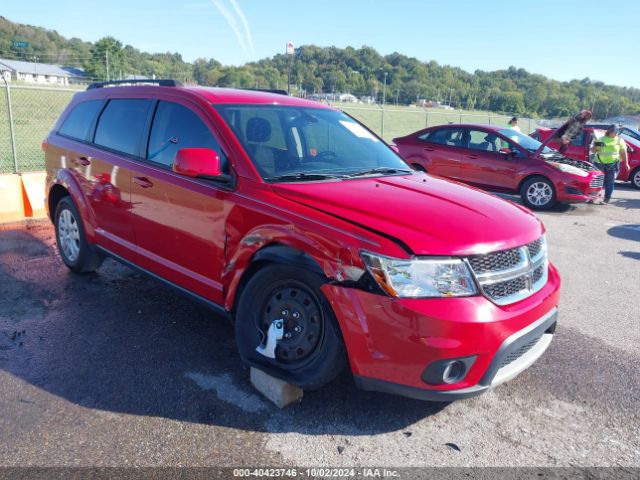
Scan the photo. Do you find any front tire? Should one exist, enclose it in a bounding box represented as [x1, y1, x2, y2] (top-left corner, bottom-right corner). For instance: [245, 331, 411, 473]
[630, 167, 640, 190]
[520, 176, 556, 210]
[54, 196, 103, 273]
[235, 264, 347, 389]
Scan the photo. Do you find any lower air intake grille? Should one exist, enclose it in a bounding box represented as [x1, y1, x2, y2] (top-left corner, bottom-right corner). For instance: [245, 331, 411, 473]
[499, 333, 544, 369]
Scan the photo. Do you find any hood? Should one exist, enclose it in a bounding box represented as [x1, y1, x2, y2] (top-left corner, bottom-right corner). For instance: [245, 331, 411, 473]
[534, 109, 592, 158]
[271, 174, 544, 256]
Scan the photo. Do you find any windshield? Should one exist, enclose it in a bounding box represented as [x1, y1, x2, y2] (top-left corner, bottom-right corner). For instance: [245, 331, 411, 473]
[215, 105, 411, 181]
[498, 128, 554, 154]
[622, 127, 640, 142]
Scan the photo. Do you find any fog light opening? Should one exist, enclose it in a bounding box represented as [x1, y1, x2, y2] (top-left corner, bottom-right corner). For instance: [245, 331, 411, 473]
[442, 360, 466, 384]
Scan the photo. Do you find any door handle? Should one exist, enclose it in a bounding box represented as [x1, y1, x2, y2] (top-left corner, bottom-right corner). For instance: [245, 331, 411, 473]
[423, 147, 435, 152]
[466, 155, 479, 159]
[133, 176, 154, 188]
[74, 156, 91, 166]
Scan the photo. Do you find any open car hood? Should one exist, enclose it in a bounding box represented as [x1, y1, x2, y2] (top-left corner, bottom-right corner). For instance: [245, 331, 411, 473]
[533, 110, 593, 158]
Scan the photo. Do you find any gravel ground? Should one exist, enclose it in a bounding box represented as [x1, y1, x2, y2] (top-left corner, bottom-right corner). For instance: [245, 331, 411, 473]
[0, 184, 639, 469]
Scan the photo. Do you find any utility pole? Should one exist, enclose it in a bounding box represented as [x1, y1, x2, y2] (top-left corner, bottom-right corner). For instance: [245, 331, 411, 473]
[286, 41, 294, 95]
[287, 56, 291, 94]
[30, 56, 39, 78]
[381, 71, 388, 137]
[106, 49, 110, 81]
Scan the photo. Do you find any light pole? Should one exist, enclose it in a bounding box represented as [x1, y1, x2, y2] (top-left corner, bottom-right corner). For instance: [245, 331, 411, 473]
[381, 71, 388, 138]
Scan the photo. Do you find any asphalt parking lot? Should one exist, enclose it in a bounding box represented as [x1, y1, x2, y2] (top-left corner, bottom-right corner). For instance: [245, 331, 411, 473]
[0, 184, 639, 469]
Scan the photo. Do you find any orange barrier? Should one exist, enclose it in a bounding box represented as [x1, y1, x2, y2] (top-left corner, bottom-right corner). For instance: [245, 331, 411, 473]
[0, 172, 47, 223]
[21, 172, 47, 218]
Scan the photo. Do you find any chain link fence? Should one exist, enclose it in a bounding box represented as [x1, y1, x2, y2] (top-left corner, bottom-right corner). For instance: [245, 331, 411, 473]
[0, 84, 551, 174]
[332, 103, 546, 142]
[0, 84, 80, 174]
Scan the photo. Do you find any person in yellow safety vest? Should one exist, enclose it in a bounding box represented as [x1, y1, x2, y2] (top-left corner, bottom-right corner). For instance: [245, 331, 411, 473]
[507, 116, 521, 133]
[591, 124, 629, 204]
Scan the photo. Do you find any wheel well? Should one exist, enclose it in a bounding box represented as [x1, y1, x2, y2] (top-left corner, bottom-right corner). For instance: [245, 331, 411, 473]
[232, 244, 326, 313]
[48, 184, 69, 222]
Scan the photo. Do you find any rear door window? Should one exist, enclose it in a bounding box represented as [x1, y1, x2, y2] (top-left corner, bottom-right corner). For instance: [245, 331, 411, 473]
[94, 99, 153, 156]
[424, 128, 465, 147]
[468, 129, 500, 152]
[147, 101, 227, 169]
[58, 100, 105, 141]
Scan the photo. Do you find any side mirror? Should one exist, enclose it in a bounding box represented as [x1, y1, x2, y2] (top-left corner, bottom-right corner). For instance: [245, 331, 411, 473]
[628, 145, 635, 154]
[173, 148, 231, 183]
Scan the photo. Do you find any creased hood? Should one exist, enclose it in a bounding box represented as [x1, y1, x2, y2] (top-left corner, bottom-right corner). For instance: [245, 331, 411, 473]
[272, 174, 544, 256]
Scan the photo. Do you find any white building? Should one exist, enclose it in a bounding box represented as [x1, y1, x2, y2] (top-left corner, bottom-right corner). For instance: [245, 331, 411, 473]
[0, 58, 86, 86]
[338, 93, 358, 103]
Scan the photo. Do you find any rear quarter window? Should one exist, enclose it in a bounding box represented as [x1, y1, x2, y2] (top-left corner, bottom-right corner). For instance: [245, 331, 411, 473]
[94, 99, 154, 156]
[58, 100, 105, 141]
[424, 128, 464, 147]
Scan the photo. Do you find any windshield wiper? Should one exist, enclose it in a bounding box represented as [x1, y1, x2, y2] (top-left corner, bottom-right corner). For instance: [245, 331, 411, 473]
[348, 167, 413, 177]
[264, 172, 348, 182]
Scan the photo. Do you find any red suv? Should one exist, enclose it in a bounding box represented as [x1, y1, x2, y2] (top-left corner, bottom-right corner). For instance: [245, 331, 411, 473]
[44, 80, 560, 401]
[393, 115, 605, 209]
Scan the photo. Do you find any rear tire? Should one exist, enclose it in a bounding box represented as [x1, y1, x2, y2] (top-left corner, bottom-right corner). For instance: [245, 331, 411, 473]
[235, 264, 347, 389]
[54, 196, 103, 273]
[631, 167, 640, 190]
[520, 176, 556, 210]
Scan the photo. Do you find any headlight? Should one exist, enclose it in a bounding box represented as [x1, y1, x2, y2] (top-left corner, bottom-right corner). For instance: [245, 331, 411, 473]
[549, 162, 588, 177]
[360, 252, 478, 298]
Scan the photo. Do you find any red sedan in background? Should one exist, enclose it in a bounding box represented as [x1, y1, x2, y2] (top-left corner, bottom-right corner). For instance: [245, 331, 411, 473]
[393, 119, 604, 210]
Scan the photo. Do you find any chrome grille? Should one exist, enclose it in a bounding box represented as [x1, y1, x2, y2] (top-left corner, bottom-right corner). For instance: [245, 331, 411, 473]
[484, 277, 527, 300]
[590, 175, 604, 188]
[527, 238, 543, 259]
[532, 265, 544, 284]
[467, 248, 523, 274]
[467, 237, 548, 305]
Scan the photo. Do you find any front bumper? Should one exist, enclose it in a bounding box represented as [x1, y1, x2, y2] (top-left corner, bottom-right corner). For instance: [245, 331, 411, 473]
[555, 175, 603, 203]
[354, 308, 556, 401]
[321, 263, 560, 401]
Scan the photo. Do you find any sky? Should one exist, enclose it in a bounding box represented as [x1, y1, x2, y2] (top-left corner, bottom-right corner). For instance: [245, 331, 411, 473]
[3, 0, 639, 88]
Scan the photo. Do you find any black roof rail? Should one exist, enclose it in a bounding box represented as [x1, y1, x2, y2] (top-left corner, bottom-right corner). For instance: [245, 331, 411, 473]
[240, 88, 289, 96]
[86, 79, 182, 90]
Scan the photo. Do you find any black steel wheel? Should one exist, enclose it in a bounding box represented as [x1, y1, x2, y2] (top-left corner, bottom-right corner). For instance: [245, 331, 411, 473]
[262, 283, 323, 364]
[235, 264, 347, 389]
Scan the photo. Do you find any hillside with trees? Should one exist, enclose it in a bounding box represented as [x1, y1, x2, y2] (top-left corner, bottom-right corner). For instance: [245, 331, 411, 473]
[1, 16, 639, 119]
